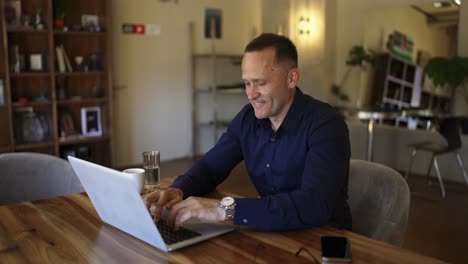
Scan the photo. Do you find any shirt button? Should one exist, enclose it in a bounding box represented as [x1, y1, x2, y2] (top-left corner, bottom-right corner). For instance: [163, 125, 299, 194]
[243, 219, 248, 224]
[266, 164, 270, 168]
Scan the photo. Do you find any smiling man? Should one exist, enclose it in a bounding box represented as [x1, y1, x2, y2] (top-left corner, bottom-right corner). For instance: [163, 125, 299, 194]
[145, 33, 352, 231]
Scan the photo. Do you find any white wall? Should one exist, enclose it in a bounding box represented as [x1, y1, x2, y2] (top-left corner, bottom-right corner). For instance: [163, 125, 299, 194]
[262, 0, 290, 36]
[454, 1, 468, 115]
[364, 7, 451, 59]
[330, 0, 444, 107]
[459, 2, 468, 56]
[112, 0, 262, 166]
[289, 0, 326, 99]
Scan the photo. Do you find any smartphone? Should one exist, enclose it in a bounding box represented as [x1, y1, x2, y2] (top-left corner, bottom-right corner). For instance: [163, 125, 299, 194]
[321, 236, 352, 262]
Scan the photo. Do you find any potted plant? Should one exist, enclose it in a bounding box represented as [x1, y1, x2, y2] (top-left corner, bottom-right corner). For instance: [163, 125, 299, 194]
[331, 46, 376, 108]
[53, 0, 71, 29]
[425, 56, 468, 132]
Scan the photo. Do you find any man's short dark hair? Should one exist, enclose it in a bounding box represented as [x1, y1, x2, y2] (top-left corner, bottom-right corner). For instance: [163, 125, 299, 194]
[244, 33, 298, 67]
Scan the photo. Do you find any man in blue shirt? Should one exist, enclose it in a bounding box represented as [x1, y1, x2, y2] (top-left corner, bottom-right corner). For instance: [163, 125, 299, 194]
[145, 33, 351, 231]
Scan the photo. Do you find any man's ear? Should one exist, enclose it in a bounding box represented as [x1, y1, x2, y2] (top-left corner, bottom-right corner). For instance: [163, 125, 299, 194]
[288, 68, 300, 89]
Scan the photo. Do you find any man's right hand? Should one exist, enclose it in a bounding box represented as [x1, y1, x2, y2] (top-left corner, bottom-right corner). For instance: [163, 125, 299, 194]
[143, 188, 184, 222]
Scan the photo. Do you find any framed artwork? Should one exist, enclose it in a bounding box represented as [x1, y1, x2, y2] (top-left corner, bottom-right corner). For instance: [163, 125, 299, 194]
[81, 106, 102, 136]
[59, 110, 78, 137]
[29, 53, 44, 71]
[204, 8, 222, 39]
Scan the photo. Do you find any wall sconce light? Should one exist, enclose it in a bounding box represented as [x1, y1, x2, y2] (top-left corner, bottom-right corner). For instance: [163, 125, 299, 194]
[299, 16, 311, 35]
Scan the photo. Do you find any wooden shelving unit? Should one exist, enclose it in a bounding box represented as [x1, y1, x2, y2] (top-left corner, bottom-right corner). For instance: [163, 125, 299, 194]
[0, 0, 113, 166]
[371, 53, 424, 111]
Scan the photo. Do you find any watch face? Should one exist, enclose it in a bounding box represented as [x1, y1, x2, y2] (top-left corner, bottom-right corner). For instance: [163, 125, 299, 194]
[221, 197, 235, 206]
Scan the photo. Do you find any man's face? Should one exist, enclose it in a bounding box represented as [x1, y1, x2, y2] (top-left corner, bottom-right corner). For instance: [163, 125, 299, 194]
[242, 47, 297, 122]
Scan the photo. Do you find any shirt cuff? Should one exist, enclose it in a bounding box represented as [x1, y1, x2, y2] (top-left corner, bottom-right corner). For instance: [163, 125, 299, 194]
[233, 198, 264, 228]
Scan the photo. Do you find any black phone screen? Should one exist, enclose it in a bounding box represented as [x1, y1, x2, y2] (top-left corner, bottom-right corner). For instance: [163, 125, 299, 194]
[321, 236, 352, 262]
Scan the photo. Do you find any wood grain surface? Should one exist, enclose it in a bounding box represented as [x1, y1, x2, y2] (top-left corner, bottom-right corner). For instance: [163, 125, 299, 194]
[0, 177, 446, 263]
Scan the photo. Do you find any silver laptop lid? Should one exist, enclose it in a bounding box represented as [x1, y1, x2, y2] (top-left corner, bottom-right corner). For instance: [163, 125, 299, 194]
[68, 156, 168, 251]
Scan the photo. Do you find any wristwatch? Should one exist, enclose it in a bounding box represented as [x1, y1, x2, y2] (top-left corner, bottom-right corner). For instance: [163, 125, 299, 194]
[219, 196, 236, 221]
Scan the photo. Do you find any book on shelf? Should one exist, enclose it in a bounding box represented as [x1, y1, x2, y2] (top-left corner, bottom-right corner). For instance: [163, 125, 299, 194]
[61, 45, 73, 72]
[56, 46, 66, 73]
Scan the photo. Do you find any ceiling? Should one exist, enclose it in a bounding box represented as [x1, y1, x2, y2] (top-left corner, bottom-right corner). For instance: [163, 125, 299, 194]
[411, 1, 460, 27]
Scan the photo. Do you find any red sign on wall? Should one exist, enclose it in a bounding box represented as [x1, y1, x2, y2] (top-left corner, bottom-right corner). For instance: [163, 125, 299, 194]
[133, 24, 146, 34]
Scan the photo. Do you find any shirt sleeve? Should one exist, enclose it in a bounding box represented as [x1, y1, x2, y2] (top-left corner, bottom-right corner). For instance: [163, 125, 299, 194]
[233, 114, 351, 231]
[170, 118, 244, 198]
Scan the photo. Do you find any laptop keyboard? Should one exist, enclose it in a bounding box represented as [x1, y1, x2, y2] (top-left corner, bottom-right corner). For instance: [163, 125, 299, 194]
[156, 219, 202, 245]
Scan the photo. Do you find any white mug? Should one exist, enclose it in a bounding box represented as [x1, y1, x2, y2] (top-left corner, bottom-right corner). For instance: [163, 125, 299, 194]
[122, 168, 145, 194]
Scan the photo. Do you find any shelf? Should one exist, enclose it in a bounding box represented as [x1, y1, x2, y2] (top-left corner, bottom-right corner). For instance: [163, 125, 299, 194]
[12, 101, 52, 107]
[0, 146, 11, 153]
[7, 27, 50, 34]
[383, 98, 401, 105]
[55, 72, 105, 77]
[219, 88, 245, 94]
[54, 31, 106, 36]
[10, 72, 51, 78]
[195, 87, 245, 94]
[59, 134, 110, 146]
[193, 53, 242, 59]
[57, 98, 108, 105]
[387, 75, 412, 87]
[14, 142, 55, 151]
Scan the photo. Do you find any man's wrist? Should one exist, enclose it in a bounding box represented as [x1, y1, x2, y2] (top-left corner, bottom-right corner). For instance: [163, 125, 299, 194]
[219, 196, 236, 221]
[218, 207, 226, 221]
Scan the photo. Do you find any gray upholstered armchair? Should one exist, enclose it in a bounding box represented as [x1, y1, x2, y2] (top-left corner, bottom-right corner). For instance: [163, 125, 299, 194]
[348, 159, 410, 246]
[0, 152, 84, 205]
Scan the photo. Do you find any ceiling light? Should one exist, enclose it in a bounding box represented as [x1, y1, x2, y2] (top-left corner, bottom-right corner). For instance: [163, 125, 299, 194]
[453, 0, 461, 6]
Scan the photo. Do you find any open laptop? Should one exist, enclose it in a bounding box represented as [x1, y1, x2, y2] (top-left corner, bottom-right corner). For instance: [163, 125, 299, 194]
[68, 156, 234, 252]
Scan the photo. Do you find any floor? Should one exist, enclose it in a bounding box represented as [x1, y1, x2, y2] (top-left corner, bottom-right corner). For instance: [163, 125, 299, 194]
[160, 158, 468, 264]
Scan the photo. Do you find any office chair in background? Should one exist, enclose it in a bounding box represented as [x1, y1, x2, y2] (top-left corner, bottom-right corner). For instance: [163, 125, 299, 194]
[405, 117, 468, 199]
[348, 159, 410, 246]
[0, 152, 84, 205]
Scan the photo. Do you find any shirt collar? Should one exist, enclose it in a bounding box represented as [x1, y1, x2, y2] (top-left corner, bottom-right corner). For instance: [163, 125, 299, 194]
[254, 87, 306, 134]
[280, 87, 305, 134]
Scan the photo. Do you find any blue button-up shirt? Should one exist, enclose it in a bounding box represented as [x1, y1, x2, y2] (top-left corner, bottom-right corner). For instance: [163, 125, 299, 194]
[171, 88, 351, 231]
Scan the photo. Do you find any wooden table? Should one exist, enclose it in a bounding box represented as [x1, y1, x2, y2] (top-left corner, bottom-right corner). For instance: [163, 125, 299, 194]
[0, 178, 445, 263]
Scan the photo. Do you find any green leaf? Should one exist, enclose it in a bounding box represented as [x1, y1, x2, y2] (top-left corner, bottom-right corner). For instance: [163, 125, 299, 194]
[426, 57, 468, 87]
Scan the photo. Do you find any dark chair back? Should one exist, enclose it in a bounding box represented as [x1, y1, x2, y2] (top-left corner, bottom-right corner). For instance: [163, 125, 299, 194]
[439, 117, 462, 150]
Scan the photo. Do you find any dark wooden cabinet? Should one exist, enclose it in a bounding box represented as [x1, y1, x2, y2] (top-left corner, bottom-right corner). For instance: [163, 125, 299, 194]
[371, 54, 423, 111]
[0, 0, 112, 166]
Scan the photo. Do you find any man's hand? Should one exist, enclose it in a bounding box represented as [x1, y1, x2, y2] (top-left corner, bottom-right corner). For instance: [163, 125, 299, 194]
[143, 188, 184, 222]
[167, 197, 225, 230]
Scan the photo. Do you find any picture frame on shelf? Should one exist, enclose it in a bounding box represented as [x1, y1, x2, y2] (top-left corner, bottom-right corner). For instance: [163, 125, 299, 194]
[29, 53, 45, 71]
[81, 106, 102, 136]
[59, 109, 79, 138]
[81, 14, 101, 32]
